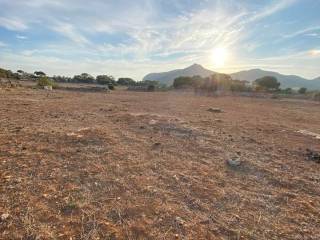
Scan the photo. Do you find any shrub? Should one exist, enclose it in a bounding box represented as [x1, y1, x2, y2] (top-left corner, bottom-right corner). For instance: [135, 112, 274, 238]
[108, 85, 115, 90]
[282, 88, 293, 94]
[96, 75, 116, 85]
[117, 78, 136, 86]
[37, 77, 57, 88]
[73, 73, 95, 83]
[147, 85, 155, 91]
[0, 68, 19, 79]
[313, 92, 320, 101]
[254, 76, 280, 91]
[173, 76, 194, 89]
[298, 87, 307, 94]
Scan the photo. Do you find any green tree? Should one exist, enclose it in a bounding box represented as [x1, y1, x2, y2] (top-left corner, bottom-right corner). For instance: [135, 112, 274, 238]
[34, 71, 46, 77]
[173, 76, 194, 89]
[73, 73, 95, 83]
[0, 68, 19, 79]
[230, 80, 249, 92]
[96, 75, 116, 85]
[52, 75, 72, 83]
[298, 87, 307, 94]
[37, 76, 57, 88]
[254, 76, 280, 91]
[117, 78, 135, 86]
[283, 88, 293, 94]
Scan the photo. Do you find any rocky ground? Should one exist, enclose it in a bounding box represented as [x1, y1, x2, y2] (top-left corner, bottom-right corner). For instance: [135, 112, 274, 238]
[0, 87, 319, 239]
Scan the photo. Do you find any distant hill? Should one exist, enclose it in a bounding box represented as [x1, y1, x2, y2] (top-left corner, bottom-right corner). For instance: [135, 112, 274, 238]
[143, 64, 216, 86]
[230, 69, 320, 90]
[143, 64, 320, 90]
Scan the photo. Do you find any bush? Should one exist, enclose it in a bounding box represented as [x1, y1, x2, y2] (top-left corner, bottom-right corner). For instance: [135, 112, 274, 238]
[73, 73, 95, 83]
[173, 76, 195, 89]
[254, 76, 280, 91]
[96, 75, 116, 85]
[108, 85, 115, 90]
[37, 77, 57, 88]
[282, 88, 293, 94]
[117, 78, 136, 86]
[313, 92, 320, 101]
[0, 68, 19, 79]
[147, 85, 155, 91]
[298, 87, 307, 94]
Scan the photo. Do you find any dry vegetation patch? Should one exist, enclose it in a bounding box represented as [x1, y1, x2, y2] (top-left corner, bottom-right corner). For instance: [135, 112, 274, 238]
[1, 88, 320, 239]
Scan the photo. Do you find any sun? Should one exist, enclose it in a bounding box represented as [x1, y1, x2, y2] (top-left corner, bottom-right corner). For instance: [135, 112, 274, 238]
[212, 47, 228, 67]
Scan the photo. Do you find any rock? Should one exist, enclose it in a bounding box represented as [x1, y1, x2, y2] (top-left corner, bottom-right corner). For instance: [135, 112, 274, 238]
[226, 158, 241, 167]
[1, 213, 10, 221]
[44, 85, 53, 91]
[175, 216, 185, 226]
[148, 119, 157, 125]
[199, 219, 210, 224]
[207, 108, 223, 113]
[152, 142, 161, 149]
[306, 149, 320, 163]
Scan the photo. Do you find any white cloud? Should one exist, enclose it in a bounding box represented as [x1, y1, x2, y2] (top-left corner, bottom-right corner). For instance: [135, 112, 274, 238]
[0, 41, 7, 47]
[0, 17, 28, 31]
[248, 0, 297, 22]
[0, 0, 318, 79]
[310, 49, 320, 56]
[283, 26, 320, 39]
[51, 21, 90, 46]
[16, 35, 28, 40]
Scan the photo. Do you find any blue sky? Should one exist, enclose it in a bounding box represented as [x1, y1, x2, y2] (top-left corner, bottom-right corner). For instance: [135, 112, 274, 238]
[0, 0, 319, 80]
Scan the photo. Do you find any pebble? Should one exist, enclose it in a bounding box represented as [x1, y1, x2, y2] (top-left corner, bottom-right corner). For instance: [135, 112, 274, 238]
[1, 213, 10, 221]
[207, 108, 223, 113]
[226, 158, 241, 167]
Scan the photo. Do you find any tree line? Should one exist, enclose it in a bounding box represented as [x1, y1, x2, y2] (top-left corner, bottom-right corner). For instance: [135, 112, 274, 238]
[173, 74, 309, 94]
[0, 67, 314, 95]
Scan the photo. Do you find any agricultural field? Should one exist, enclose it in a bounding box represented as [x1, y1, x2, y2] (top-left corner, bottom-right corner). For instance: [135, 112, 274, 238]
[1, 87, 320, 239]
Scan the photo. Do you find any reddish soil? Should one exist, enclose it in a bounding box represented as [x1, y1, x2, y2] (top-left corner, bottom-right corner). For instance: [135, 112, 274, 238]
[1, 87, 319, 239]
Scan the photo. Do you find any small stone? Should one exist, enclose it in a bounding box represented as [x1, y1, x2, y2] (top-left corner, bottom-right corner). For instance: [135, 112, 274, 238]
[226, 158, 241, 167]
[1, 213, 10, 221]
[152, 142, 161, 149]
[148, 119, 157, 125]
[199, 219, 210, 224]
[175, 216, 185, 225]
[207, 108, 223, 113]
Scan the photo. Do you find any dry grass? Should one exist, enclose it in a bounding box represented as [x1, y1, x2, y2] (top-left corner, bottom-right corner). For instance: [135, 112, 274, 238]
[0, 87, 320, 239]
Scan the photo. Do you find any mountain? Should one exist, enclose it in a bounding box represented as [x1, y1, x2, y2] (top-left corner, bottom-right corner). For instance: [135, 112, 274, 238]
[230, 69, 320, 90]
[144, 64, 320, 89]
[143, 64, 216, 86]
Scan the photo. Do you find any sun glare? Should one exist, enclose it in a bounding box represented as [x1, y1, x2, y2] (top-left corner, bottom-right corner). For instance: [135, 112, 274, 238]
[212, 47, 228, 67]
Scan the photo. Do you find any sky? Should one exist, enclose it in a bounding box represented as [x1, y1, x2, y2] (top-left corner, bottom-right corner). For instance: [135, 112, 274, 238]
[0, 0, 319, 80]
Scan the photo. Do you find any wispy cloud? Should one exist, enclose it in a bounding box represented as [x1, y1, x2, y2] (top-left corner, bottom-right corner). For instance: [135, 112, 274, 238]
[283, 26, 320, 39]
[16, 35, 28, 40]
[0, 0, 319, 79]
[0, 17, 28, 31]
[51, 21, 90, 46]
[248, 0, 297, 22]
[0, 41, 7, 47]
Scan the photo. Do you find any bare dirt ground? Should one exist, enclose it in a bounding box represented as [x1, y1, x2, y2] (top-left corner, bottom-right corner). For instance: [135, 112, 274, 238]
[1, 87, 320, 239]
